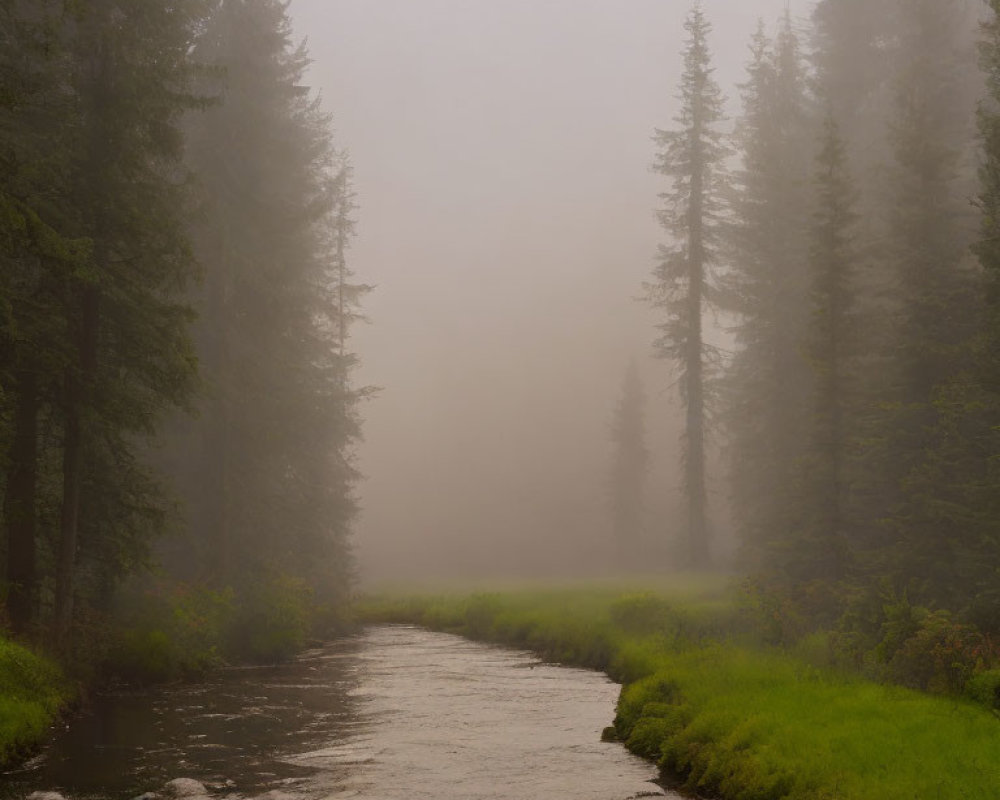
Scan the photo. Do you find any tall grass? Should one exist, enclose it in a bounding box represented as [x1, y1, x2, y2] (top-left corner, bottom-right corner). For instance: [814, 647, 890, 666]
[0, 636, 70, 766]
[359, 583, 1000, 800]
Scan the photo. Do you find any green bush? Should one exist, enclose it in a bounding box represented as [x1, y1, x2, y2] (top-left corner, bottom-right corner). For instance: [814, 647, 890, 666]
[882, 609, 989, 694]
[109, 628, 177, 684]
[229, 574, 313, 663]
[609, 593, 675, 636]
[106, 581, 234, 683]
[965, 668, 1000, 709]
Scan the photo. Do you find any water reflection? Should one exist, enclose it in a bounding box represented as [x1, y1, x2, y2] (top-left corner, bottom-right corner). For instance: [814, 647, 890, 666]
[2, 627, 669, 800]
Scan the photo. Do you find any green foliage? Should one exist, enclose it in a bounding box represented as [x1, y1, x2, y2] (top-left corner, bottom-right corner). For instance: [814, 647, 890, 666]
[109, 628, 177, 685]
[966, 668, 1000, 709]
[608, 592, 675, 636]
[104, 574, 338, 682]
[106, 581, 233, 683]
[229, 575, 313, 663]
[881, 609, 995, 695]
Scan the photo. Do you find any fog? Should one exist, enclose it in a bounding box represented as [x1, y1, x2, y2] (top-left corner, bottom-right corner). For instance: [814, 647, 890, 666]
[287, 1, 814, 584]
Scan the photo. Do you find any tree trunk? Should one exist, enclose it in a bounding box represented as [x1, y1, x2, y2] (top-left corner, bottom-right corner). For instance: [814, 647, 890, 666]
[54, 285, 99, 643]
[686, 153, 710, 568]
[4, 367, 38, 633]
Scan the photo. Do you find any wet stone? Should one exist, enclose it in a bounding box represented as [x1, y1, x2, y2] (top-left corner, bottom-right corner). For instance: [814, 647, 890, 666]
[162, 779, 209, 798]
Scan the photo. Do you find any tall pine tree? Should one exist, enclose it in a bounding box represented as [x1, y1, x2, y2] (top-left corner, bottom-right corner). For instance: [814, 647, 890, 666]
[799, 115, 859, 584]
[647, 4, 728, 567]
[174, 0, 363, 610]
[51, 0, 207, 641]
[727, 14, 814, 573]
[609, 360, 649, 567]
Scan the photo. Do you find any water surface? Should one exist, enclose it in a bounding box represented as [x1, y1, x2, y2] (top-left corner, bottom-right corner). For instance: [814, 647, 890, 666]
[3, 626, 672, 800]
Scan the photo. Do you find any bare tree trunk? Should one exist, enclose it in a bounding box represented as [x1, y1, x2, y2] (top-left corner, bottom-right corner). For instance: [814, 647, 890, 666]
[4, 368, 38, 633]
[54, 285, 99, 643]
[686, 155, 710, 568]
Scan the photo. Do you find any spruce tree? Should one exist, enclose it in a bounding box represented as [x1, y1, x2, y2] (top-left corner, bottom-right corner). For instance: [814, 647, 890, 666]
[0, 0, 77, 632]
[647, 4, 728, 567]
[609, 361, 649, 567]
[727, 15, 814, 571]
[800, 115, 859, 583]
[50, 0, 207, 640]
[177, 0, 363, 606]
[880, 0, 982, 600]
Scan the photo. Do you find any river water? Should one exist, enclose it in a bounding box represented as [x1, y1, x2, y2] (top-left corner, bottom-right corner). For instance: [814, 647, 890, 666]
[1, 626, 672, 800]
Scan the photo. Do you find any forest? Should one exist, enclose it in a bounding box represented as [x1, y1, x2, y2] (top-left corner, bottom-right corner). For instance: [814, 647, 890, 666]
[624, 0, 1000, 668]
[7, 0, 1000, 796]
[3, 0, 1000, 712]
[0, 0, 365, 669]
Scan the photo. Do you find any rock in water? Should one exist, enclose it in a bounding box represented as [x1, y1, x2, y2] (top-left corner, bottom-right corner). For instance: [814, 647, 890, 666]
[162, 779, 209, 798]
[27, 793, 67, 800]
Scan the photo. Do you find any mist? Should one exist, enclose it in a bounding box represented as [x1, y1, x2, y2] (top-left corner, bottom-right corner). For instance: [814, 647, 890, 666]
[288, 0, 813, 584]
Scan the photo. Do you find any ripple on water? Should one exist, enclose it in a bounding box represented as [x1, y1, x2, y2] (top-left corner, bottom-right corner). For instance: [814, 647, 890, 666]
[3, 626, 674, 800]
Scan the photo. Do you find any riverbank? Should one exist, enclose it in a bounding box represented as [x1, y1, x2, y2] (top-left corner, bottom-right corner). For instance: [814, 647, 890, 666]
[0, 635, 71, 766]
[0, 576, 350, 771]
[359, 582, 1000, 800]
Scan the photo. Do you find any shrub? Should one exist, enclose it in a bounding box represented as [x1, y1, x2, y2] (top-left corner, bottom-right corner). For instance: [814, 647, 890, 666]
[609, 593, 675, 636]
[229, 574, 313, 663]
[883, 609, 991, 694]
[106, 581, 234, 683]
[109, 628, 177, 684]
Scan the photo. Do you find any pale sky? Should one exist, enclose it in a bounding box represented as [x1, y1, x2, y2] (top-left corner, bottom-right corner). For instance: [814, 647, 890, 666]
[287, 0, 816, 584]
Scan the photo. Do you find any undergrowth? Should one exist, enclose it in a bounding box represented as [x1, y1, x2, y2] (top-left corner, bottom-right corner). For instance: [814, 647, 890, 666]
[0, 636, 70, 766]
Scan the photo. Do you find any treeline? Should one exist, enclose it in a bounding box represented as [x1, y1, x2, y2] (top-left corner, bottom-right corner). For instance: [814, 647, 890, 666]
[651, 1, 1000, 637]
[0, 0, 363, 653]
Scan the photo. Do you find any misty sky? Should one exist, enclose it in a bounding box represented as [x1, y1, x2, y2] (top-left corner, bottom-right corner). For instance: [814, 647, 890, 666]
[287, 0, 815, 584]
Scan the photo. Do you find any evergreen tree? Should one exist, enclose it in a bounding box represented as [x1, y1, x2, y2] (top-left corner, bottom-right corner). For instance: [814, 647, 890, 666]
[879, 0, 983, 600]
[727, 15, 814, 571]
[609, 361, 649, 567]
[799, 115, 859, 583]
[0, 0, 208, 639]
[176, 0, 363, 607]
[647, 4, 728, 567]
[50, 0, 207, 640]
[0, 0, 81, 632]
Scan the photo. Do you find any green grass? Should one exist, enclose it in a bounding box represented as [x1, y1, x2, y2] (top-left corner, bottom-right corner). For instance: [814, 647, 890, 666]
[0, 635, 71, 766]
[358, 582, 1000, 800]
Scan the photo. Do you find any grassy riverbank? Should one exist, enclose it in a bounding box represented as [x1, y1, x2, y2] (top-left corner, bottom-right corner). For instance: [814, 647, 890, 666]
[0, 636, 71, 766]
[359, 582, 1000, 800]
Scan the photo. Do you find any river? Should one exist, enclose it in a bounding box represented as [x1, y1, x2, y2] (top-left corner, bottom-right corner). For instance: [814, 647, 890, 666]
[1, 626, 674, 800]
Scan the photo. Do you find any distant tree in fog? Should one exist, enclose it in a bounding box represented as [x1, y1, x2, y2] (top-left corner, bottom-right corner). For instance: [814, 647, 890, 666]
[646, 4, 729, 568]
[967, 0, 1000, 625]
[609, 361, 649, 566]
